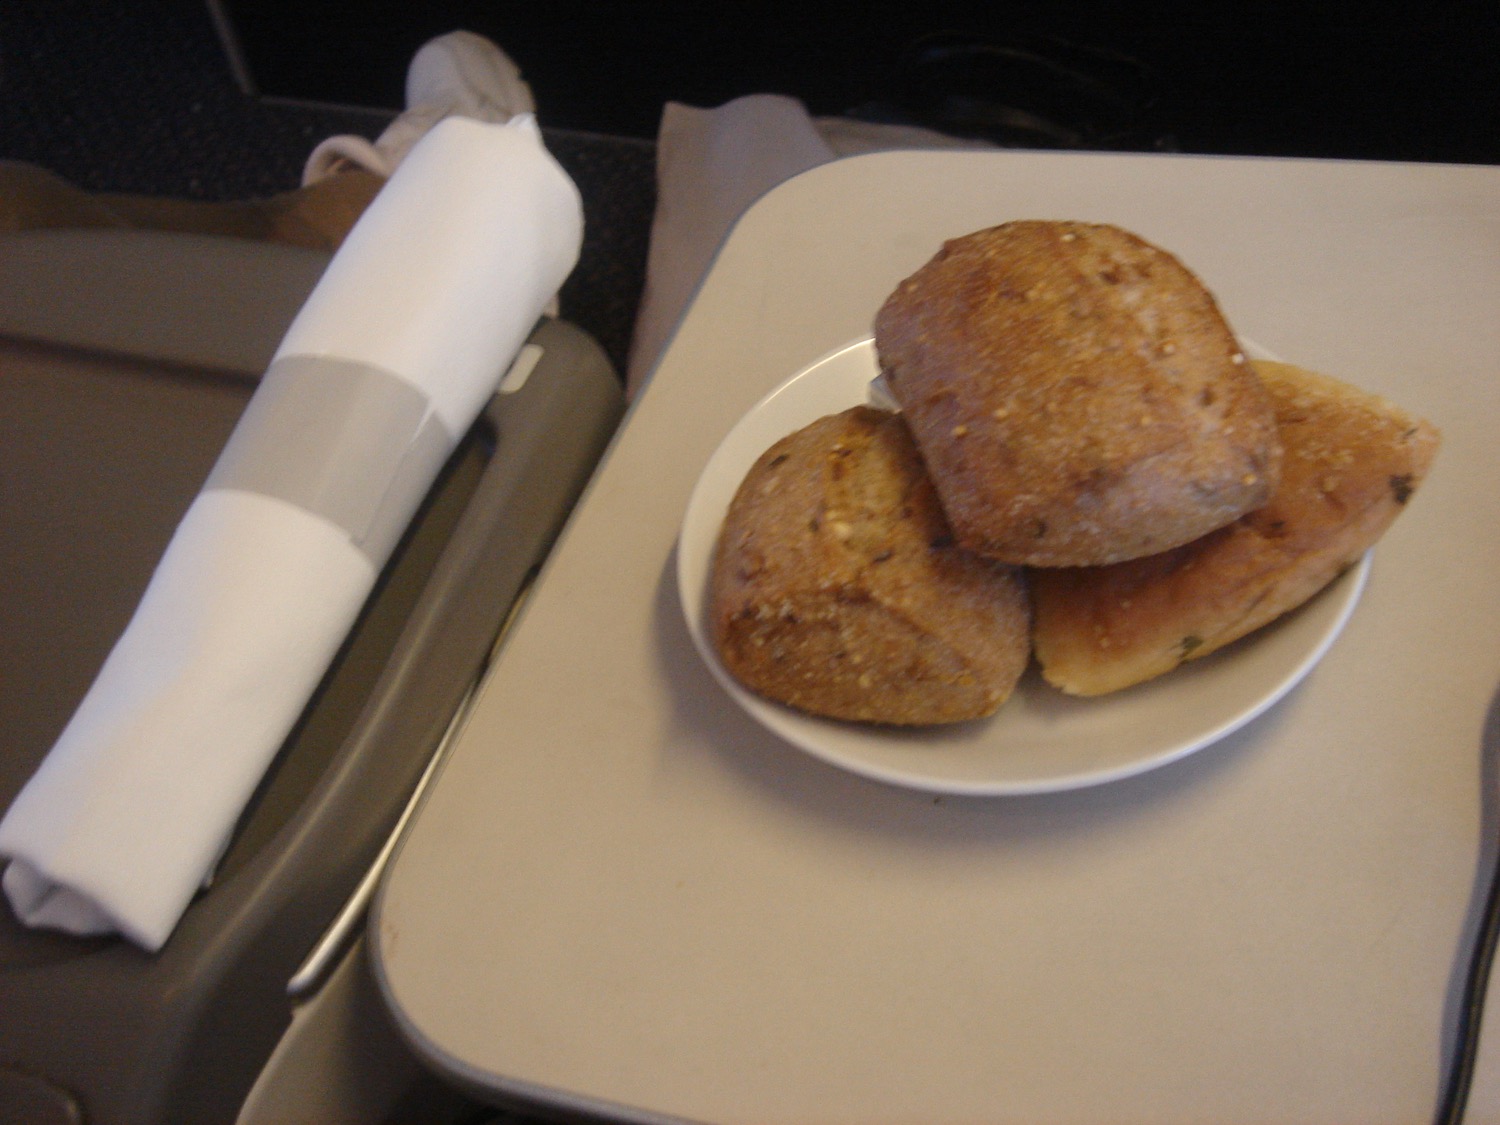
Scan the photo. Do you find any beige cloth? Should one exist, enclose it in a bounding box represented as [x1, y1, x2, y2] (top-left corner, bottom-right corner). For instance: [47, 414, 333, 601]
[0, 159, 383, 251]
[626, 94, 991, 395]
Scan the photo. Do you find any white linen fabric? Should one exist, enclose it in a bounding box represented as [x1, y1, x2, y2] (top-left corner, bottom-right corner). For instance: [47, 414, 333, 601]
[0, 114, 583, 951]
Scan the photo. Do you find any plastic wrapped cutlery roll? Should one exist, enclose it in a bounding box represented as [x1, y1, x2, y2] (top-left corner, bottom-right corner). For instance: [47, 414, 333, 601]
[709, 221, 1438, 724]
[0, 115, 583, 951]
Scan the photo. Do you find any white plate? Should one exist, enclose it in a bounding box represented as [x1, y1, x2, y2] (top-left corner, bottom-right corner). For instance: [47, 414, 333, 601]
[677, 339, 1369, 796]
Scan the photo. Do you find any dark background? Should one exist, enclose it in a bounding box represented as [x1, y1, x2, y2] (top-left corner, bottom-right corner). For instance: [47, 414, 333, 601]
[222, 0, 1499, 163]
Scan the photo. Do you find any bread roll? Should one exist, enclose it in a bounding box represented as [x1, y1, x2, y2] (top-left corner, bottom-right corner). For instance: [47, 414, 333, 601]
[875, 220, 1283, 566]
[1031, 360, 1440, 695]
[710, 406, 1031, 725]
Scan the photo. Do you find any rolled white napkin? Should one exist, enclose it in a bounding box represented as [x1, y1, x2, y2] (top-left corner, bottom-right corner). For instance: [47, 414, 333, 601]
[0, 114, 583, 951]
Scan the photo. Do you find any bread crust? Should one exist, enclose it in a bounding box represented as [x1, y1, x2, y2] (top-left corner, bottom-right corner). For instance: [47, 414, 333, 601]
[710, 407, 1031, 725]
[1031, 360, 1440, 695]
[875, 220, 1283, 566]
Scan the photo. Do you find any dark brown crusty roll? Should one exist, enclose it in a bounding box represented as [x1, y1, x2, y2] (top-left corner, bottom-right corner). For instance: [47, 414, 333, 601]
[1030, 360, 1441, 695]
[710, 406, 1031, 725]
[874, 220, 1283, 567]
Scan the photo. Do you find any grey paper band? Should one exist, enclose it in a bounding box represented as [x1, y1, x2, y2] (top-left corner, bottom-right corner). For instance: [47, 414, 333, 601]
[205, 355, 454, 564]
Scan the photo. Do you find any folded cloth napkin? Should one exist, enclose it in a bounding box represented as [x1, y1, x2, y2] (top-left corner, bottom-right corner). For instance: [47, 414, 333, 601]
[625, 94, 992, 395]
[0, 114, 583, 951]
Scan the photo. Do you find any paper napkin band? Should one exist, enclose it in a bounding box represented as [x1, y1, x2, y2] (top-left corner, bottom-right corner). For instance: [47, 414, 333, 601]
[205, 355, 455, 562]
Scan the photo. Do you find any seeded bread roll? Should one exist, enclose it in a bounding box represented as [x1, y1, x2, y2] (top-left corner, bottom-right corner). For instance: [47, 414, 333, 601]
[710, 406, 1031, 725]
[875, 220, 1283, 566]
[1031, 360, 1440, 695]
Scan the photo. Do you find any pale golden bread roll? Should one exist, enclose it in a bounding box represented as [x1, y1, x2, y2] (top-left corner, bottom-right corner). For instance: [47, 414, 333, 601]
[875, 220, 1283, 566]
[1030, 360, 1441, 695]
[710, 406, 1031, 725]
